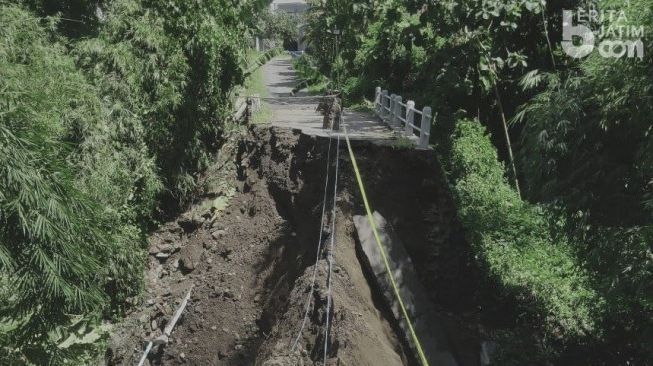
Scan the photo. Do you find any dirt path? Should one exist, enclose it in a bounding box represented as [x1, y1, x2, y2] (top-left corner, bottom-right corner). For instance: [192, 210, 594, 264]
[261, 56, 397, 142]
[261, 55, 322, 127]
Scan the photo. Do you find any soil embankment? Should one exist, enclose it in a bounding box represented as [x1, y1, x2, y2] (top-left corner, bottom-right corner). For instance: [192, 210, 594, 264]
[107, 126, 479, 366]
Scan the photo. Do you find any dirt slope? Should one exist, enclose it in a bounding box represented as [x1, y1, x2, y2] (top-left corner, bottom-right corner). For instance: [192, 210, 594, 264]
[107, 126, 479, 366]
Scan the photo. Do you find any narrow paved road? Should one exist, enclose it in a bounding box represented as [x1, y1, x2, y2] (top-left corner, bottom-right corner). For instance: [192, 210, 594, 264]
[261, 56, 398, 141]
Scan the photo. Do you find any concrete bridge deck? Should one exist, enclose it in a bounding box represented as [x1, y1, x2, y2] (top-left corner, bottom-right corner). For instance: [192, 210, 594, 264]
[261, 56, 400, 142]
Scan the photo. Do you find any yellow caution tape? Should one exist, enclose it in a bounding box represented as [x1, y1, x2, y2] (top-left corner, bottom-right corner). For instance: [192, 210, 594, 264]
[341, 126, 430, 366]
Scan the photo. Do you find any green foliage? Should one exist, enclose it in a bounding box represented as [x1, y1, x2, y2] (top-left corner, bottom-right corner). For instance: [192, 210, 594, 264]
[514, 2, 653, 226]
[73, 0, 189, 207]
[305, 0, 556, 117]
[241, 49, 282, 125]
[0, 0, 268, 363]
[74, 0, 258, 207]
[512, 5, 653, 359]
[580, 227, 653, 362]
[257, 7, 302, 49]
[0, 6, 114, 363]
[292, 54, 331, 94]
[245, 47, 283, 76]
[307, 0, 652, 362]
[446, 119, 602, 345]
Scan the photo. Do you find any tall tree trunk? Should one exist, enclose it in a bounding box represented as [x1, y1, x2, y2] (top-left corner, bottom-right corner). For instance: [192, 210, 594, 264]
[493, 82, 522, 198]
[541, 8, 557, 71]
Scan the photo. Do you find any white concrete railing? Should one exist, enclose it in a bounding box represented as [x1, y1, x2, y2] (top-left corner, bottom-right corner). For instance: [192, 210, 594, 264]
[373, 87, 432, 149]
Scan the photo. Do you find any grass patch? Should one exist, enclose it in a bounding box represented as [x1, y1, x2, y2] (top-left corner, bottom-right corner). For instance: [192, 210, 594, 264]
[391, 136, 415, 150]
[243, 59, 273, 124]
[346, 100, 374, 112]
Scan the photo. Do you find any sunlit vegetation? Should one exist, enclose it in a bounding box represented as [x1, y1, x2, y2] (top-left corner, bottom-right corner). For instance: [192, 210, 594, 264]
[0, 0, 268, 363]
[303, 0, 652, 364]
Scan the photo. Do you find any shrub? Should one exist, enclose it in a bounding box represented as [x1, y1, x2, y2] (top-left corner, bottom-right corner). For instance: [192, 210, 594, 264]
[0, 6, 121, 363]
[1, 1, 268, 362]
[445, 118, 603, 341]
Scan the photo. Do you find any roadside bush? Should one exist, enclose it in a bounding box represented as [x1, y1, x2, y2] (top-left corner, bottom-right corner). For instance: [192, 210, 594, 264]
[292, 54, 331, 93]
[445, 119, 603, 345]
[0, 5, 147, 364]
[0, 0, 267, 363]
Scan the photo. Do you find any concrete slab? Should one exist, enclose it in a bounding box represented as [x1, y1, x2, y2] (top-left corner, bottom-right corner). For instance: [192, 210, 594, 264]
[354, 211, 458, 366]
[260, 56, 410, 143]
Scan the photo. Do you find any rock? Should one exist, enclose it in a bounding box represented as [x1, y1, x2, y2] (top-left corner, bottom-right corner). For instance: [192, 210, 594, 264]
[234, 344, 243, 351]
[139, 314, 149, 324]
[211, 230, 226, 240]
[218, 351, 228, 359]
[177, 212, 203, 233]
[158, 243, 174, 253]
[180, 352, 186, 360]
[155, 252, 170, 260]
[219, 249, 233, 261]
[211, 326, 217, 331]
[153, 335, 168, 345]
[178, 244, 202, 273]
[168, 225, 183, 234]
[151, 319, 157, 330]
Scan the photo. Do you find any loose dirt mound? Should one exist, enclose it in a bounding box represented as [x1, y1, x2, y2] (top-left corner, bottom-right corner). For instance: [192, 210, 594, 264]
[107, 126, 479, 366]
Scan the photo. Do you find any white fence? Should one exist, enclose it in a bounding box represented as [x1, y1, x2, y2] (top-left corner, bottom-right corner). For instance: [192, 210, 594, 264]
[373, 87, 433, 149]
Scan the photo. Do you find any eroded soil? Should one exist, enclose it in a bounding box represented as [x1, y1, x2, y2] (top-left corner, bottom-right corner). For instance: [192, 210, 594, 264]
[107, 126, 480, 366]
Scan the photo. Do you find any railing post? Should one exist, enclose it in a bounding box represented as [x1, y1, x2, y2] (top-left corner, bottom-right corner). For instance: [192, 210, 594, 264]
[375, 87, 381, 113]
[393, 95, 402, 127]
[419, 106, 432, 149]
[389, 94, 396, 122]
[245, 97, 252, 124]
[382, 90, 389, 117]
[405, 100, 415, 136]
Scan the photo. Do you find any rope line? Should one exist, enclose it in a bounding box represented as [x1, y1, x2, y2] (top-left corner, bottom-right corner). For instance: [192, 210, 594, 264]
[290, 135, 334, 352]
[342, 124, 430, 366]
[323, 134, 340, 365]
[137, 341, 153, 366]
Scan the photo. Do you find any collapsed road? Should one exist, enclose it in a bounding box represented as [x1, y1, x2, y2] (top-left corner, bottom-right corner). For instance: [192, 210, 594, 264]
[107, 126, 490, 366]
